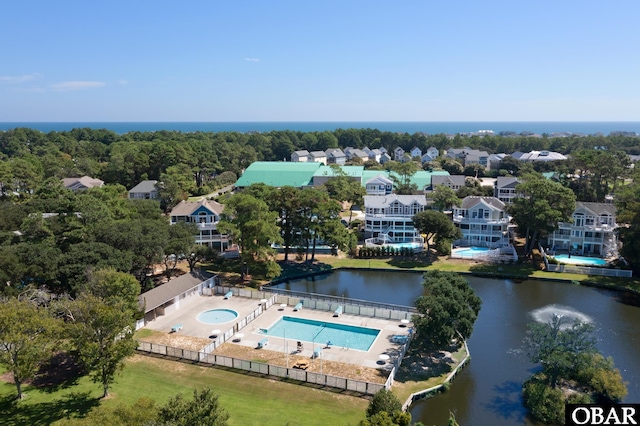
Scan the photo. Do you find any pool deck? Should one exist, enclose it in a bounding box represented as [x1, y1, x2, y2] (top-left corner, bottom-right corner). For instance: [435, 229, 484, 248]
[143, 293, 412, 370]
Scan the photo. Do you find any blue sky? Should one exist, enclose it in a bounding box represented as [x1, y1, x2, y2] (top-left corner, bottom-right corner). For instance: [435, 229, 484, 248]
[1, 1, 639, 122]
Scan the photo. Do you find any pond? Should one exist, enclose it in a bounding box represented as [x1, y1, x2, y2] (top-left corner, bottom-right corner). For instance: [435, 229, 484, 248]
[274, 270, 640, 426]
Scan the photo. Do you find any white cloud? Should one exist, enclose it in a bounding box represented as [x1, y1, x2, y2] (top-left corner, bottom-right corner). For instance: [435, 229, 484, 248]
[50, 81, 106, 91]
[0, 73, 42, 84]
[117, 79, 129, 85]
[244, 58, 260, 62]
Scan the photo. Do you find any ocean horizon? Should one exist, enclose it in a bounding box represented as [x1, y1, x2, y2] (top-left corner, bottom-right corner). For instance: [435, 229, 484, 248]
[1, 121, 639, 135]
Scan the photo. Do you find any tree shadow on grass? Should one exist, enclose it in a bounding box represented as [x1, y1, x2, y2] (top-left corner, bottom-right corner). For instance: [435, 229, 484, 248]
[482, 380, 527, 423]
[31, 353, 85, 393]
[394, 342, 457, 383]
[0, 391, 100, 426]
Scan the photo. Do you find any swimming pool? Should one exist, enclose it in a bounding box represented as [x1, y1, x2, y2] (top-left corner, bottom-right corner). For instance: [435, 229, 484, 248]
[552, 254, 607, 266]
[452, 246, 491, 257]
[197, 309, 238, 324]
[261, 316, 380, 351]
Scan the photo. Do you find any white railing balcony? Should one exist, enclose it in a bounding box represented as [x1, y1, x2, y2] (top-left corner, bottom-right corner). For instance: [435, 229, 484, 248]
[365, 213, 420, 219]
[453, 216, 510, 225]
[583, 223, 617, 232]
[197, 222, 219, 231]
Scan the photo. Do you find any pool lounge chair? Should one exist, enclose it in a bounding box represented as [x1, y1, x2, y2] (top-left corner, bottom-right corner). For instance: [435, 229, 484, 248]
[293, 302, 303, 311]
[313, 347, 322, 359]
[297, 341, 304, 352]
[224, 291, 233, 299]
[257, 338, 268, 349]
[333, 305, 343, 317]
[171, 324, 183, 333]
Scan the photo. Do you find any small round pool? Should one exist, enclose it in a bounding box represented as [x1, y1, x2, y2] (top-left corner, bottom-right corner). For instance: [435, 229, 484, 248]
[197, 309, 238, 324]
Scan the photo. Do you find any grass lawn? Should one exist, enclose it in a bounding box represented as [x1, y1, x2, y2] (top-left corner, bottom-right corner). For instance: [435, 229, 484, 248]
[392, 344, 469, 403]
[310, 255, 640, 292]
[1, 355, 367, 426]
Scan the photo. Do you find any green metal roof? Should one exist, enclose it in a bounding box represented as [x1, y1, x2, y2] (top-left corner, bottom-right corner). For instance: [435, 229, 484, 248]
[361, 170, 450, 188]
[235, 162, 323, 188]
[313, 165, 364, 178]
[235, 162, 450, 190]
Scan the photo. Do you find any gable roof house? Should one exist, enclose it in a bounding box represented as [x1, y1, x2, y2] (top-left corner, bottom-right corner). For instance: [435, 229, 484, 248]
[426, 147, 439, 159]
[364, 147, 382, 163]
[365, 174, 394, 196]
[452, 196, 510, 248]
[309, 151, 327, 165]
[487, 153, 508, 171]
[291, 150, 310, 162]
[494, 176, 521, 204]
[129, 180, 159, 199]
[325, 148, 347, 165]
[363, 194, 427, 247]
[421, 152, 437, 164]
[379, 152, 392, 164]
[410, 147, 422, 159]
[445, 147, 489, 168]
[546, 202, 618, 257]
[170, 198, 230, 251]
[344, 147, 369, 162]
[393, 147, 405, 161]
[62, 176, 104, 192]
[429, 175, 467, 191]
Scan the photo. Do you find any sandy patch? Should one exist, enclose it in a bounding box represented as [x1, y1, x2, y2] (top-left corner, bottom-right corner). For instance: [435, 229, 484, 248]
[213, 342, 389, 384]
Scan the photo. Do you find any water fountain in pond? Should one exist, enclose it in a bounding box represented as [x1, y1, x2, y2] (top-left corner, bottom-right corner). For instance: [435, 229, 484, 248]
[530, 304, 592, 328]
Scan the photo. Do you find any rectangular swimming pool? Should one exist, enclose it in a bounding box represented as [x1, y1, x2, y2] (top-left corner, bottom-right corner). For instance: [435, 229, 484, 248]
[261, 316, 380, 351]
[552, 254, 607, 266]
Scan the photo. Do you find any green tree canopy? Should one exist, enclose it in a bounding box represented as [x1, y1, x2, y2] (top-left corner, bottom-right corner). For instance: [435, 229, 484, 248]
[508, 174, 576, 257]
[430, 185, 460, 212]
[68, 293, 138, 397]
[413, 271, 481, 347]
[218, 190, 281, 268]
[412, 210, 461, 253]
[0, 298, 61, 399]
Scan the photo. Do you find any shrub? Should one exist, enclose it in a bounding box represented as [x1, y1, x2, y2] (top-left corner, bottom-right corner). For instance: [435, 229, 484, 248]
[522, 376, 565, 424]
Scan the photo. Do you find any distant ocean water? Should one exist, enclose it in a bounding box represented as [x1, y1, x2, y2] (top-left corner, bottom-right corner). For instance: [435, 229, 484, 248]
[1, 121, 639, 135]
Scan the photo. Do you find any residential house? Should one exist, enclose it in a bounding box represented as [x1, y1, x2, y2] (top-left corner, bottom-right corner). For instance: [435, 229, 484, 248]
[421, 146, 439, 164]
[445, 147, 489, 168]
[494, 177, 521, 204]
[393, 147, 405, 161]
[364, 147, 382, 163]
[235, 162, 322, 189]
[487, 153, 509, 171]
[409, 147, 422, 159]
[344, 147, 369, 162]
[309, 151, 327, 165]
[430, 175, 466, 192]
[452, 196, 510, 247]
[363, 194, 427, 244]
[546, 202, 618, 256]
[325, 148, 347, 165]
[169, 198, 230, 252]
[291, 150, 310, 162]
[511, 150, 567, 162]
[61, 176, 104, 192]
[365, 175, 394, 196]
[379, 152, 392, 164]
[128, 180, 159, 200]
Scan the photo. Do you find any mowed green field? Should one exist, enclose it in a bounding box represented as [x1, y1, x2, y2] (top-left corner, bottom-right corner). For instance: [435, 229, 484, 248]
[0, 354, 367, 426]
